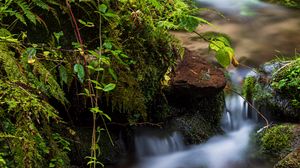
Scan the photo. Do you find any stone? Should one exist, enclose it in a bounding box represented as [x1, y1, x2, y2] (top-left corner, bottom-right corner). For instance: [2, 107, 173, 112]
[165, 49, 226, 143]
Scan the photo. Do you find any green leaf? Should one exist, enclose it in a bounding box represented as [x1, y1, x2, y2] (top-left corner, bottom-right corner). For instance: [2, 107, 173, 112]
[90, 107, 101, 114]
[49, 162, 55, 168]
[103, 41, 112, 49]
[179, 15, 200, 32]
[103, 12, 118, 18]
[98, 4, 107, 13]
[217, 36, 231, 46]
[224, 47, 234, 60]
[22, 47, 37, 64]
[209, 41, 225, 51]
[54, 31, 63, 44]
[14, 13, 27, 25]
[108, 68, 117, 81]
[32, 0, 49, 10]
[101, 111, 111, 121]
[73, 64, 85, 83]
[90, 79, 100, 86]
[103, 83, 116, 92]
[59, 65, 68, 85]
[78, 19, 94, 27]
[215, 49, 231, 68]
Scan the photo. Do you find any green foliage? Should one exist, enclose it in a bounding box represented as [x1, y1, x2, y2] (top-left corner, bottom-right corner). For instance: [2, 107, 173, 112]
[272, 58, 300, 108]
[260, 124, 294, 156]
[242, 76, 257, 101]
[0, 79, 70, 168]
[74, 63, 85, 83]
[208, 35, 236, 68]
[0, 0, 228, 166]
[0, 27, 70, 167]
[264, 0, 300, 8]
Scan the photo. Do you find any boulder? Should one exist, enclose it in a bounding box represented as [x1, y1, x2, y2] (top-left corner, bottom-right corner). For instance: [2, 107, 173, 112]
[275, 125, 300, 168]
[165, 49, 226, 143]
[243, 60, 300, 122]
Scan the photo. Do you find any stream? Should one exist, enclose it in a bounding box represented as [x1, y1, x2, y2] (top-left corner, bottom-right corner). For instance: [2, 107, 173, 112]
[118, 1, 300, 168]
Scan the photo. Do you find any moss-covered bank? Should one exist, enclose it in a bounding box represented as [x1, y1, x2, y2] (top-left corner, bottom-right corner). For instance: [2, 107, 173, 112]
[263, 0, 300, 8]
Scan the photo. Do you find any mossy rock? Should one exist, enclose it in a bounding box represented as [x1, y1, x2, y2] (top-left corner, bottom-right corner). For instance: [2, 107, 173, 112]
[167, 92, 225, 144]
[242, 59, 300, 122]
[259, 124, 295, 157]
[69, 127, 125, 166]
[263, 0, 300, 8]
[275, 148, 300, 168]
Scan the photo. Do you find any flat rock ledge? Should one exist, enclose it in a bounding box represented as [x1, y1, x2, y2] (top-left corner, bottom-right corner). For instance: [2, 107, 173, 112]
[170, 49, 226, 99]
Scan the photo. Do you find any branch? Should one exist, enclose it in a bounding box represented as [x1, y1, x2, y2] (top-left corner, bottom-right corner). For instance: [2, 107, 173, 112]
[229, 88, 269, 127]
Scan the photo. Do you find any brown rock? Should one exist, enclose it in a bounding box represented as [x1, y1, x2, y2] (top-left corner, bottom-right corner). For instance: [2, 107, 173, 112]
[170, 49, 226, 97]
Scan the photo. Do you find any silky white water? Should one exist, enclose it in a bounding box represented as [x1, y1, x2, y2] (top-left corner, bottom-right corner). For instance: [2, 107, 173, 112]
[131, 68, 257, 168]
[133, 125, 253, 168]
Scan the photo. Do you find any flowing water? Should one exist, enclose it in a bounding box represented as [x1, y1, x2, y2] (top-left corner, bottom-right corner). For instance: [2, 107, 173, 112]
[118, 1, 300, 168]
[129, 68, 263, 168]
[172, 0, 300, 67]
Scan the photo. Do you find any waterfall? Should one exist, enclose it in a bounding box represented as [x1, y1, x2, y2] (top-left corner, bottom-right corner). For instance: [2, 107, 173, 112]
[134, 132, 184, 157]
[130, 68, 259, 168]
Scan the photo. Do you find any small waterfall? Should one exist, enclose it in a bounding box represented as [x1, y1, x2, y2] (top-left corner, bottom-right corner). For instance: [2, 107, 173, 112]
[222, 93, 252, 132]
[129, 68, 261, 168]
[132, 126, 253, 168]
[134, 131, 184, 157]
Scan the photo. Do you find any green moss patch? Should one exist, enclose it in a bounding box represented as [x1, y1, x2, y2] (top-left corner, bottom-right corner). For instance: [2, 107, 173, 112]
[272, 58, 300, 108]
[260, 124, 295, 156]
[263, 0, 300, 8]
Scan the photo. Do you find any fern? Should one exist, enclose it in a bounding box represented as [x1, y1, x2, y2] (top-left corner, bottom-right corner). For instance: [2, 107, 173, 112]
[15, 0, 37, 25]
[30, 61, 68, 105]
[32, 0, 50, 10]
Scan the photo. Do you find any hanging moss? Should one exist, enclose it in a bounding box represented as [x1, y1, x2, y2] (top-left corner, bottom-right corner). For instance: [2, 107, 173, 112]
[0, 79, 70, 168]
[0, 28, 70, 167]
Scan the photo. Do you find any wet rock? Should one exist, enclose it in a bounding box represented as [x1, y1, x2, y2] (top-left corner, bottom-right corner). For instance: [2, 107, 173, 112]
[243, 61, 300, 122]
[274, 125, 300, 168]
[165, 49, 226, 143]
[170, 49, 226, 98]
[275, 148, 300, 168]
[69, 127, 126, 166]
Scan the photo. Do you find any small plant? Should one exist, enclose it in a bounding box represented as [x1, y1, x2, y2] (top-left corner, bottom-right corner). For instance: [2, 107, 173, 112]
[272, 58, 300, 108]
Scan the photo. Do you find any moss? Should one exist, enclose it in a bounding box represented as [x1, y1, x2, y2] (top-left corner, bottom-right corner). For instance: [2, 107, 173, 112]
[275, 148, 300, 168]
[260, 124, 295, 156]
[0, 79, 70, 168]
[271, 58, 300, 109]
[242, 76, 257, 101]
[263, 0, 300, 8]
[170, 92, 225, 144]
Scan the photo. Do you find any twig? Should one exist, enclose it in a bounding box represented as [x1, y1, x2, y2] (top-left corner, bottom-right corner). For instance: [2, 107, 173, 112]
[229, 88, 269, 127]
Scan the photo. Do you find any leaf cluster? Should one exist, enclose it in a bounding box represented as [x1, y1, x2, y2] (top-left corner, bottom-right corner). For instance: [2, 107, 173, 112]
[272, 58, 300, 108]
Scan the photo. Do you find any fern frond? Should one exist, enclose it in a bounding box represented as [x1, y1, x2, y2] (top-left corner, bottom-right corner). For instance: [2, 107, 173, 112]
[15, 0, 37, 25]
[31, 61, 68, 105]
[32, 0, 50, 10]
